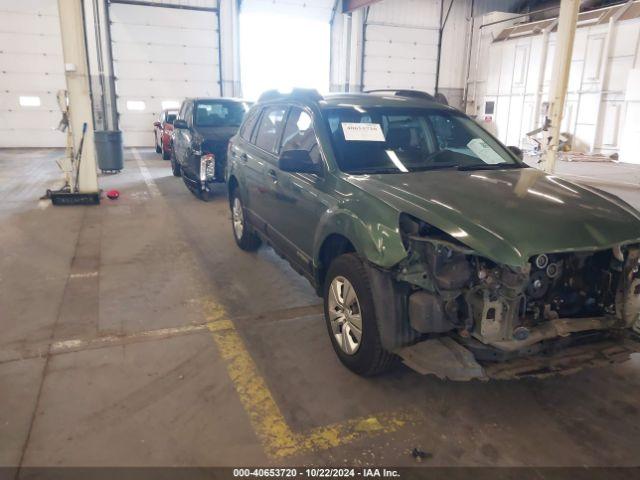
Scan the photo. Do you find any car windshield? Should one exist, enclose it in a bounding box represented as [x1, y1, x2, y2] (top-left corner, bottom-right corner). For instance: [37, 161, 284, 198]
[166, 112, 177, 124]
[194, 101, 247, 128]
[322, 106, 523, 174]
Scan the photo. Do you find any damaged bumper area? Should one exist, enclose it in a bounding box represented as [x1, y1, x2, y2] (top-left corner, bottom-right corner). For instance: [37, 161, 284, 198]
[371, 214, 640, 380]
[398, 332, 640, 381]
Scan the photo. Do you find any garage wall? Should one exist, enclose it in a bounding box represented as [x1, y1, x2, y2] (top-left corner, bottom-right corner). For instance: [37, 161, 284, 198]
[330, 0, 520, 109]
[109, 1, 221, 146]
[473, 2, 640, 159]
[0, 0, 66, 148]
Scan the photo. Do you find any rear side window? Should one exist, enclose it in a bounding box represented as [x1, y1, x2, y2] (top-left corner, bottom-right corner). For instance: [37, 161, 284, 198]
[254, 106, 287, 154]
[240, 107, 260, 140]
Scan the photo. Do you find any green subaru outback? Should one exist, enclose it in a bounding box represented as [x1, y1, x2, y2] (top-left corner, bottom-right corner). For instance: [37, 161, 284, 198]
[226, 89, 640, 380]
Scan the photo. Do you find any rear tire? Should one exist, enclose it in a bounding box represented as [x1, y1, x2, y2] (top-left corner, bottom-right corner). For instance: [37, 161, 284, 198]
[230, 189, 261, 251]
[323, 253, 397, 376]
[171, 151, 181, 177]
[162, 144, 171, 160]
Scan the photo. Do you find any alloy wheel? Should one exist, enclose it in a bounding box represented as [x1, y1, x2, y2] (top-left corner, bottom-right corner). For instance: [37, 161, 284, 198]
[327, 276, 363, 355]
[232, 197, 244, 239]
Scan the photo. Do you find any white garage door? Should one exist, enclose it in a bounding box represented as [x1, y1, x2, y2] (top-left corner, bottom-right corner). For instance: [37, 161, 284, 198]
[362, 1, 440, 93]
[0, 0, 66, 147]
[109, 1, 221, 146]
[363, 23, 437, 92]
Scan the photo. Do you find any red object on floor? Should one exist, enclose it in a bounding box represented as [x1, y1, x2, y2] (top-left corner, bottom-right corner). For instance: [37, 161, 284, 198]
[106, 189, 120, 200]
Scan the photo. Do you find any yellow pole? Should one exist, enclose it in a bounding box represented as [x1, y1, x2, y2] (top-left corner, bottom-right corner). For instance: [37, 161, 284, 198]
[542, 0, 580, 173]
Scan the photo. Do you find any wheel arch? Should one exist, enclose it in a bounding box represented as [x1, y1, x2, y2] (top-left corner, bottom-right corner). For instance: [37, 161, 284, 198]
[227, 175, 239, 205]
[315, 233, 357, 293]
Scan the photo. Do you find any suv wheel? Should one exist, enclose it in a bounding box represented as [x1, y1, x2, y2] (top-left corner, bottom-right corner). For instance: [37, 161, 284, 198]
[171, 151, 181, 177]
[162, 144, 171, 160]
[230, 190, 261, 251]
[155, 135, 162, 154]
[324, 253, 396, 376]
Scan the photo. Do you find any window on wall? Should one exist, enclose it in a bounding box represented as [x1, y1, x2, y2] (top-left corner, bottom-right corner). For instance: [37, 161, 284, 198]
[126, 100, 146, 111]
[162, 100, 181, 110]
[485, 101, 495, 115]
[19, 96, 41, 107]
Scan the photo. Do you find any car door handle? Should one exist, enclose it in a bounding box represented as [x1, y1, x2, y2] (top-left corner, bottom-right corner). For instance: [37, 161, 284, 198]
[267, 169, 278, 182]
[240, 153, 248, 162]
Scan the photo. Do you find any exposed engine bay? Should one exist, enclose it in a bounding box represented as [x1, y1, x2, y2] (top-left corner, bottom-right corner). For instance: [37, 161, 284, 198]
[393, 214, 640, 378]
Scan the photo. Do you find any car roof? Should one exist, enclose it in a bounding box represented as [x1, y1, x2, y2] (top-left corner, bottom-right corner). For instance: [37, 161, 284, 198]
[319, 93, 452, 111]
[256, 91, 453, 112]
[186, 97, 248, 103]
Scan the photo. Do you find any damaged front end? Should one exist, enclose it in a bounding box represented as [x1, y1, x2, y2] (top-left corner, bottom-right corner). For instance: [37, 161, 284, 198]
[389, 213, 640, 380]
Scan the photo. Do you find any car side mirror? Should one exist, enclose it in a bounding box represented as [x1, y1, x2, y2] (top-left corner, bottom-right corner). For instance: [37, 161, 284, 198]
[153, 121, 161, 127]
[278, 149, 322, 176]
[508, 145, 523, 160]
[174, 119, 188, 129]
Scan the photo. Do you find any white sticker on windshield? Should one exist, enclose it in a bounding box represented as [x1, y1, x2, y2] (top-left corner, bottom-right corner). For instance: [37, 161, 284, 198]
[467, 138, 504, 164]
[341, 123, 386, 142]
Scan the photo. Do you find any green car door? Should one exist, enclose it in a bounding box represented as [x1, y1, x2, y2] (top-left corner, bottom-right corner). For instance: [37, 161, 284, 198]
[241, 105, 288, 231]
[264, 106, 331, 273]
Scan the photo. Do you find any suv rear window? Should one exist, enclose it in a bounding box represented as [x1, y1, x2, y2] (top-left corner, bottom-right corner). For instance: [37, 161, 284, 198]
[194, 101, 247, 127]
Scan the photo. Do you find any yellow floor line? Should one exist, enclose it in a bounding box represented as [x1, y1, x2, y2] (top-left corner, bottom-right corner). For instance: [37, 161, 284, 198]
[203, 299, 419, 458]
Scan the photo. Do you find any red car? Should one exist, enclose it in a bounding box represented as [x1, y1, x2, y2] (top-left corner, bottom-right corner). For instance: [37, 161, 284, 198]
[154, 109, 178, 160]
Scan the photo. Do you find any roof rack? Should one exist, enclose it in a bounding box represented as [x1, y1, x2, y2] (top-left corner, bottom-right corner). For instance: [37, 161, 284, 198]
[364, 89, 449, 106]
[257, 88, 324, 103]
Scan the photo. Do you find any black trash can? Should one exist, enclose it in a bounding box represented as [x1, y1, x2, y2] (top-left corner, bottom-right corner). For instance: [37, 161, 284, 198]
[95, 130, 124, 172]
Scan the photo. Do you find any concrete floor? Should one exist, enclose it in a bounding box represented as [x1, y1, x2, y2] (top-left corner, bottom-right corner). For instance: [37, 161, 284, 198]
[1, 148, 639, 469]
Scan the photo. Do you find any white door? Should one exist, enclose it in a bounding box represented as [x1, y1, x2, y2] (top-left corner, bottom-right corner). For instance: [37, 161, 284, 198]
[109, 2, 221, 147]
[0, 0, 66, 147]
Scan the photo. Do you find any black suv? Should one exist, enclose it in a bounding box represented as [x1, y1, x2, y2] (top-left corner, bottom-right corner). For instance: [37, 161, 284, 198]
[171, 97, 250, 200]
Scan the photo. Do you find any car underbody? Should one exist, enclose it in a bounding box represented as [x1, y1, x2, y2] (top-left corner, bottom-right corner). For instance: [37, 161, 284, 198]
[366, 215, 640, 380]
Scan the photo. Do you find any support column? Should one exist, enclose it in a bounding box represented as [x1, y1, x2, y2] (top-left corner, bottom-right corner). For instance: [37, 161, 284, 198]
[348, 8, 365, 92]
[219, 0, 242, 97]
[57, 0, 98, 193]
[542, 0, 579, 174]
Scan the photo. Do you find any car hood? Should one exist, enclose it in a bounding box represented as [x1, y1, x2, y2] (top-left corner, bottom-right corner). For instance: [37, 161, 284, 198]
[346, 167, 640, 267]
[194, 126, 239, 143]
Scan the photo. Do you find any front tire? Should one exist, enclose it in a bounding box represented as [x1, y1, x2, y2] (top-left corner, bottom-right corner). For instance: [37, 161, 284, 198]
[155, 134, 162, 154]
[323, 253, 396, 376]
[230, 189, 261, 251]
[162, 144, 171, 160]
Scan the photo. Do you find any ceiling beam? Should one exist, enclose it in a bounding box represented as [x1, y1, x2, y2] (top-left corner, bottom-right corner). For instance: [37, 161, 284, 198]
[342, 0, 382, 13]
